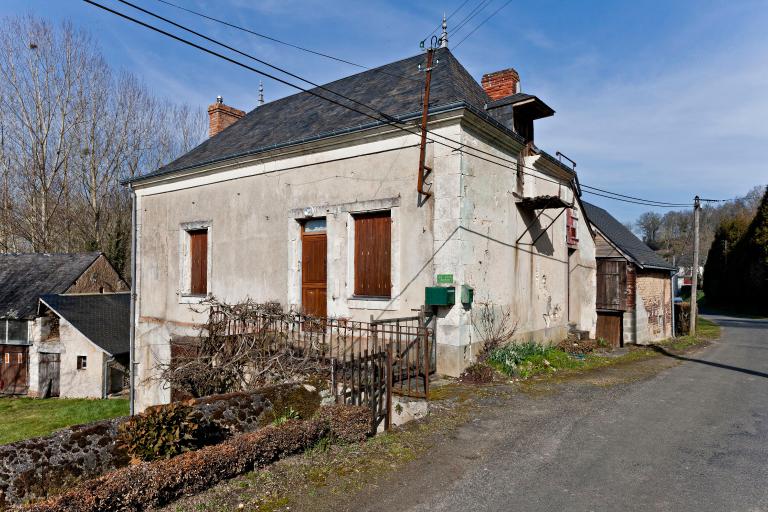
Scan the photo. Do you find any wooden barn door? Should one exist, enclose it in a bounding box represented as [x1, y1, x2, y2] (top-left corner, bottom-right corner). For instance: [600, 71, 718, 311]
[301, 219, 327, 318]
[0, 346, 29, 395]
[596, 312, 623, 347]
[38, 352, 61, 398]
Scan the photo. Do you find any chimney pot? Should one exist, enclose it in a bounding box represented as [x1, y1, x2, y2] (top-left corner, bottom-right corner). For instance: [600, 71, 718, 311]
[481, 68, 521, 101]
[207, 97, 245, 137]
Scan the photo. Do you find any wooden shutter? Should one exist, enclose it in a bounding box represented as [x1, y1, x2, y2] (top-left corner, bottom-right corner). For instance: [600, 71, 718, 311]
[189, 229, 208, 295]
[596, 260, 627, 310]
[354, 211, 391, 297]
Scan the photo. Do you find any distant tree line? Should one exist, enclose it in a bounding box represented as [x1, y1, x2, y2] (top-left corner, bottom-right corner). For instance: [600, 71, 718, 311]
[704, 186, 768, 311]
[629, 186, 764, 268]
[0, 15, 206, 276]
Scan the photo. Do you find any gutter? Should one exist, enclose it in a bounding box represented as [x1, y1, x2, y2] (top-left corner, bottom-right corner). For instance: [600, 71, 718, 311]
[124, 100, 533, 187]
[129, 186, 137, 415]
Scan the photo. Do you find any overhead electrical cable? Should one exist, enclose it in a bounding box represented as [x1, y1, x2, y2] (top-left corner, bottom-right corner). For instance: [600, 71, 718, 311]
[451, 0, 495, 38]
[152, 0, 420, 83]
[422, 0, 473, 44]
[453, 0, 515, 49]
[86, 0, 696, 209]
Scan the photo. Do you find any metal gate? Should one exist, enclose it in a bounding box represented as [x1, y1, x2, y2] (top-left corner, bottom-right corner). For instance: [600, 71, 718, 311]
[0, 345, 29, 395]
[38, 352, 61, 398]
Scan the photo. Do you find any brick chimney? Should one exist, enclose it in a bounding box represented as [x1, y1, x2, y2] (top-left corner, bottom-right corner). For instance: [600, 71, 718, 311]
[481, 68, 520, 101]
[207, 96, 245, 137]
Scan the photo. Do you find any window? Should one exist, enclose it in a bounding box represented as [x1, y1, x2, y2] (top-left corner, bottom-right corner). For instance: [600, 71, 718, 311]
[2, 320, 28, 344]
[353, 211, 391, 298]
[77, 355, 87, 370]
[16, 353, 22, 364]
[188, 229, 208, 296]
[566, 208, 579, 247]
[3, 353, 8, 364]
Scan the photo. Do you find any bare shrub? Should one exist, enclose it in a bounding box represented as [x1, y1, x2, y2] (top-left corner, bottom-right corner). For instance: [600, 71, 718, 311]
[159, 298, 331, 398]
[471, 302, 518, 361]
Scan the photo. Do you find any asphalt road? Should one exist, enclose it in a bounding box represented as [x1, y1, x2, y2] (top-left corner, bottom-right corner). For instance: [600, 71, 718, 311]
[355, 315, 768, 512]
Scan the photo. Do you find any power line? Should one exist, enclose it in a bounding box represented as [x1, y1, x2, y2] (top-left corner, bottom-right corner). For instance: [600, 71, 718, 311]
[582, 190, 691, 208]
[86, 0, 696, 209]
[453, 0, 515, 50]
[152, 0, 420, 83]
[422, 0, 473, 44]
[580, 184, 689, 207]
[118, 0, 403, 123]
[452, 0, 495, 37]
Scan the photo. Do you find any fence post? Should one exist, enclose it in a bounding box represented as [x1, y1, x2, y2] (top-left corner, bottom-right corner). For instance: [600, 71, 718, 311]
[331, 358, 338, 404]
[385, 342, 393, 432]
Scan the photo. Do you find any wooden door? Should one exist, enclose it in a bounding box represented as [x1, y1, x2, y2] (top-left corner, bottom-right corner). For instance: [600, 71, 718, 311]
[301, 220, 327, 318]
[596, 312, 623, 347]
[596, 260, 627, 310]
[0, 345, 29, 395]
[39, 352, 61, 398]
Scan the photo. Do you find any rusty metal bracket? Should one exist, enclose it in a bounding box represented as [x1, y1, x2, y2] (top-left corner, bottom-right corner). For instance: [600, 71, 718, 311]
[517, 206, 570, 246]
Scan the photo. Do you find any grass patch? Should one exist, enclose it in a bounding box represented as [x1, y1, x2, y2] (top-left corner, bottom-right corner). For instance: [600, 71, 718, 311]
[0, 397, 128, 445]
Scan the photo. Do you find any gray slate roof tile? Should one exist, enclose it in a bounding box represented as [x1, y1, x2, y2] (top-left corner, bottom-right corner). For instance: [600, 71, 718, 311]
[583, 202, 676, 270]
[133, 48, 491, 181]
[0, 252, 102, 319]
[39, 293, 130, 356]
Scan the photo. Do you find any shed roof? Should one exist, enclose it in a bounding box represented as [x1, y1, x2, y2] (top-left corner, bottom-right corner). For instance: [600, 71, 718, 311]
[129, 48, 497, 183]
[582, 202, 676, 271]
[0, 252, 102, 319]
[39, 293, 130, 356]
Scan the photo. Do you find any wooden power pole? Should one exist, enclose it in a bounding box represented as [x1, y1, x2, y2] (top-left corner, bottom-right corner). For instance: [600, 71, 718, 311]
[690, 195, 701, 335]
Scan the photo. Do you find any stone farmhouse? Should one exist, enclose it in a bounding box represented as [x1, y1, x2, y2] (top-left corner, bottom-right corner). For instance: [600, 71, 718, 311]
[0, 252, 128, 396]
[127, 48, 598, 411]
[584, 202, 676, 345]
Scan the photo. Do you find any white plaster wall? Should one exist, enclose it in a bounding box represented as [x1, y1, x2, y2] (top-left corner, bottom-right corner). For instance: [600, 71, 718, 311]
[58, 319, 105, 398]
[132, 123, 463, 410]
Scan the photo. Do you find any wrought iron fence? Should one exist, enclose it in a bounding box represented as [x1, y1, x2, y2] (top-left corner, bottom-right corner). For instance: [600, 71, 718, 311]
[202, 306, 434, 431]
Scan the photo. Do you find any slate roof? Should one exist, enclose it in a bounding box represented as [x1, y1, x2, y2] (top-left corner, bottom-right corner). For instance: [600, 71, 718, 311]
[39, 293, 130, 356]
[130, 48, 494, 182]
[582, 202, 676, 271]
[0, 252, 102, 319]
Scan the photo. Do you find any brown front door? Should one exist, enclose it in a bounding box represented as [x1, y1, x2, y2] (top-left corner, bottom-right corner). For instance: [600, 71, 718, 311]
[596, 312, 623, 347]
[39, 352, 61, 398]
[301, 219, 327, 318]
[0, 345, 29, 395]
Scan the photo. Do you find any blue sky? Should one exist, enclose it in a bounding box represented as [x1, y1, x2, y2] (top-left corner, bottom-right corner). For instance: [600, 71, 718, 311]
[2, 0, 767, 222]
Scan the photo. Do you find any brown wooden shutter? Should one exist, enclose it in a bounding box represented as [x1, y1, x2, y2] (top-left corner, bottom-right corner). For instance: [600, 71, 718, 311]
[354, 211, 391, 297]
[596, 260, 627, 310]
[189, 229, 208, 295]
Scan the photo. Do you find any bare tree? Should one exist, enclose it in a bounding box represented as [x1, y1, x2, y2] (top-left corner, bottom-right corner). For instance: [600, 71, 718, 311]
[0, 14, 206, 270]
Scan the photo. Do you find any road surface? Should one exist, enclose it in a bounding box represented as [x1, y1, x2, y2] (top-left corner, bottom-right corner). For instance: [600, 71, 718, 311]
[352, 315, 768, 512]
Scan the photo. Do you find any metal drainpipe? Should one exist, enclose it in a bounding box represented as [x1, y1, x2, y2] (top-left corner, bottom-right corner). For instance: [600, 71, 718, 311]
[129, 186, 137, 416]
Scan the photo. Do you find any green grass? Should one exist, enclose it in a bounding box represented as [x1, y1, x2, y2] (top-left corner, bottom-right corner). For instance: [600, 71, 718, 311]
[0, 397, 129, 445]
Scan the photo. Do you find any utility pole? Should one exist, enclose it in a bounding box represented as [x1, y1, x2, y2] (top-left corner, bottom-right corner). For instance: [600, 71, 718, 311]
[416, 47, 435, 202]
[690, 195, 701, 335]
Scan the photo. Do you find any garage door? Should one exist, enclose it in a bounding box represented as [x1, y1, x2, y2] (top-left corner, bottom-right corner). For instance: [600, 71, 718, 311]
[0, 345, 29, 395]
[596, 312, 623, 347]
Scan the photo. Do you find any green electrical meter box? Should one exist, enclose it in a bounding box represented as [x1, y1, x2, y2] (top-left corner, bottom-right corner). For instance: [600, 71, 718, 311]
[461, 285, 474, 306]
[425, 286, 455, 306]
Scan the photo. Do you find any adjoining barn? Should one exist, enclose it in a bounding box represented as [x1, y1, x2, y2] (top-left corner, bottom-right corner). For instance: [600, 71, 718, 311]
[37, 293, 130, 398]
[583, 202, 676, 346]
[0, 252, 128, 396]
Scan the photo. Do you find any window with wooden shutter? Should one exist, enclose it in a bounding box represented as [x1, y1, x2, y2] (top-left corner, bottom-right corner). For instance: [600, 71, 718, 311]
[354, 211, 391, 298]
[189, 229, 208, 296]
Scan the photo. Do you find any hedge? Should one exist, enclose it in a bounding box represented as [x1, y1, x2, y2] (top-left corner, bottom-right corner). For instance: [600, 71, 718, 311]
[23, 405, 371, 512]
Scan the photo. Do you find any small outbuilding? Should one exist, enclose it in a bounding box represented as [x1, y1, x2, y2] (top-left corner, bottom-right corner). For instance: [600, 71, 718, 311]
[0, 252, 128, 395]
[583, 202, 676, 346]
[37, 293, 130, 398]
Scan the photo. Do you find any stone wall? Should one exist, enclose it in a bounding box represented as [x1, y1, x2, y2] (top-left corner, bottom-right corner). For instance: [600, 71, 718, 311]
[0, 387, 305, 508]
[66, 254, 128, 294]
